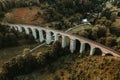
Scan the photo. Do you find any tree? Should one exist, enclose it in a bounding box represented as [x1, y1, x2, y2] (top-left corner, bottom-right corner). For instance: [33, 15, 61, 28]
[98, 37, 106, 45]
[0, 33, 3, 48]
[110, 25, 120, 36]
[52, 41, 62, 56]
[116, 37, 120, 46]
[101, 8, 111, 19]
[78, 30, 89, 38]
[90, 0, 108, 5]
[105, 36, 117, 47]
[92, 25, 107, 39]
[97, 25, 107, 38]
[3, 33, 18, 47]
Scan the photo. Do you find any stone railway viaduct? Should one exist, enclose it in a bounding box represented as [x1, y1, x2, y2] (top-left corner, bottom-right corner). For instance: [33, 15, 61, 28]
[3, 23, 120, 57]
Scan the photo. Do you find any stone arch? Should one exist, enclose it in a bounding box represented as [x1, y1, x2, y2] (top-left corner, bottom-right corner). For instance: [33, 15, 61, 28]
[23, 27, 33, 40]
[65, 36, 71, 48]
[35, 29, 40, 41]
[53, 33, 62, 45]
[20, 27, 30, 40]
[13, 26, 18, 31]
[28, 28, 32, 34]
[47, 31, 54, 44]
[38, 29, 45, 43]
[45, 30, 54, 44]
[80, 42, 91, 54]
[42, 29, 46, 40]
[49, 31, 54, 41]
[92, 48, 102, 56]
[75, 39, 81, 52]
[53, 32, 60, 42]
[16, 26, 23, 32]
[30, 27, 37, 40]
[84, 43, 91, 51]
[21, 27, 25, 31]
[10, 26, 19, 34]
[61, 35, 67, 48]
[105, 53, 113, 56]
[57, 33, 62, 41]
[21, 27, 25, 32]
[49, 31, 54, 35]
[24, 27, 30, 35]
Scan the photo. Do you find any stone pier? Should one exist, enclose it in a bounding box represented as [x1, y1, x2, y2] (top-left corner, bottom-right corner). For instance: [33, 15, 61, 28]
[46, 31, 52, 44]
[62, 36, 66, 48]
[70, 39, 76, 53]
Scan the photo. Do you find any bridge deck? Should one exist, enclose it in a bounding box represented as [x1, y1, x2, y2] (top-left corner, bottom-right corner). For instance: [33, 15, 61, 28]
[3, 23, 120, 57]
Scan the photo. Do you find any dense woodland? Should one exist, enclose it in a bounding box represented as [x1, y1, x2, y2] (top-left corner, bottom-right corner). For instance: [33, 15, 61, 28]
[0, 0, 120, 52]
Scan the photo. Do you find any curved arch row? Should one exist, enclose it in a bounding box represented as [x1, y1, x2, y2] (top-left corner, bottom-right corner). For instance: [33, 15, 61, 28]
[6, 23, 120, 57]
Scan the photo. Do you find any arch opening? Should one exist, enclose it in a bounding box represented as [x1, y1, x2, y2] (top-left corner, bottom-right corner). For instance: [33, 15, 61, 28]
[105, 53, 113, 56]
[28, 28, 32, 34]
[22, 27, 25, 32]
[57, 34, 62, 42]
[36, 29, 40, 41]
[75, 39, 81, 52]
[48, 31, 54, 44]
[32, 28, 37, 39]
[84, 43, 91, 51]
[43, 30, 46, 39]
[19, 26, 24, 32]
[66, 36, 71, 49]
[93, 48, 102, 56]
[53, 33, 62, 47]
[39, 29, 46, 43]
[81, 43, 91, 55]
[50, 31, 54, 41]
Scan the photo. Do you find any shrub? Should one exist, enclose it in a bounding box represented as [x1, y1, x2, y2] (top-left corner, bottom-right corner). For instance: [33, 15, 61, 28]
[105, 36, 117, 47]
[0, 33, 3, 48]
[110, 26, 120, 36]
[3, 33, 18, 47]
[54, 75, 61, 80]
[117, 37, 120, 46]
[91, 25, 107, 39]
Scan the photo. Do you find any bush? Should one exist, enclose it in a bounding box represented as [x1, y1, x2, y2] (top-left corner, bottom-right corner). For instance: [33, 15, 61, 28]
[0, 12, 5, 18]
[0, 33, 3, 48]
[3, 33, 18, 47]
[117, 37, 120, 46]
[110, 26, 120, 36]
[105, 36, 117, 47]
[97, 37, 106, 45]
[91, 25, 107, 39]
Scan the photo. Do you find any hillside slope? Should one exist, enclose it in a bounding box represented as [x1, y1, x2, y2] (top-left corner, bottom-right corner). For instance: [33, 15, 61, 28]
[15, 53, 120, 80]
